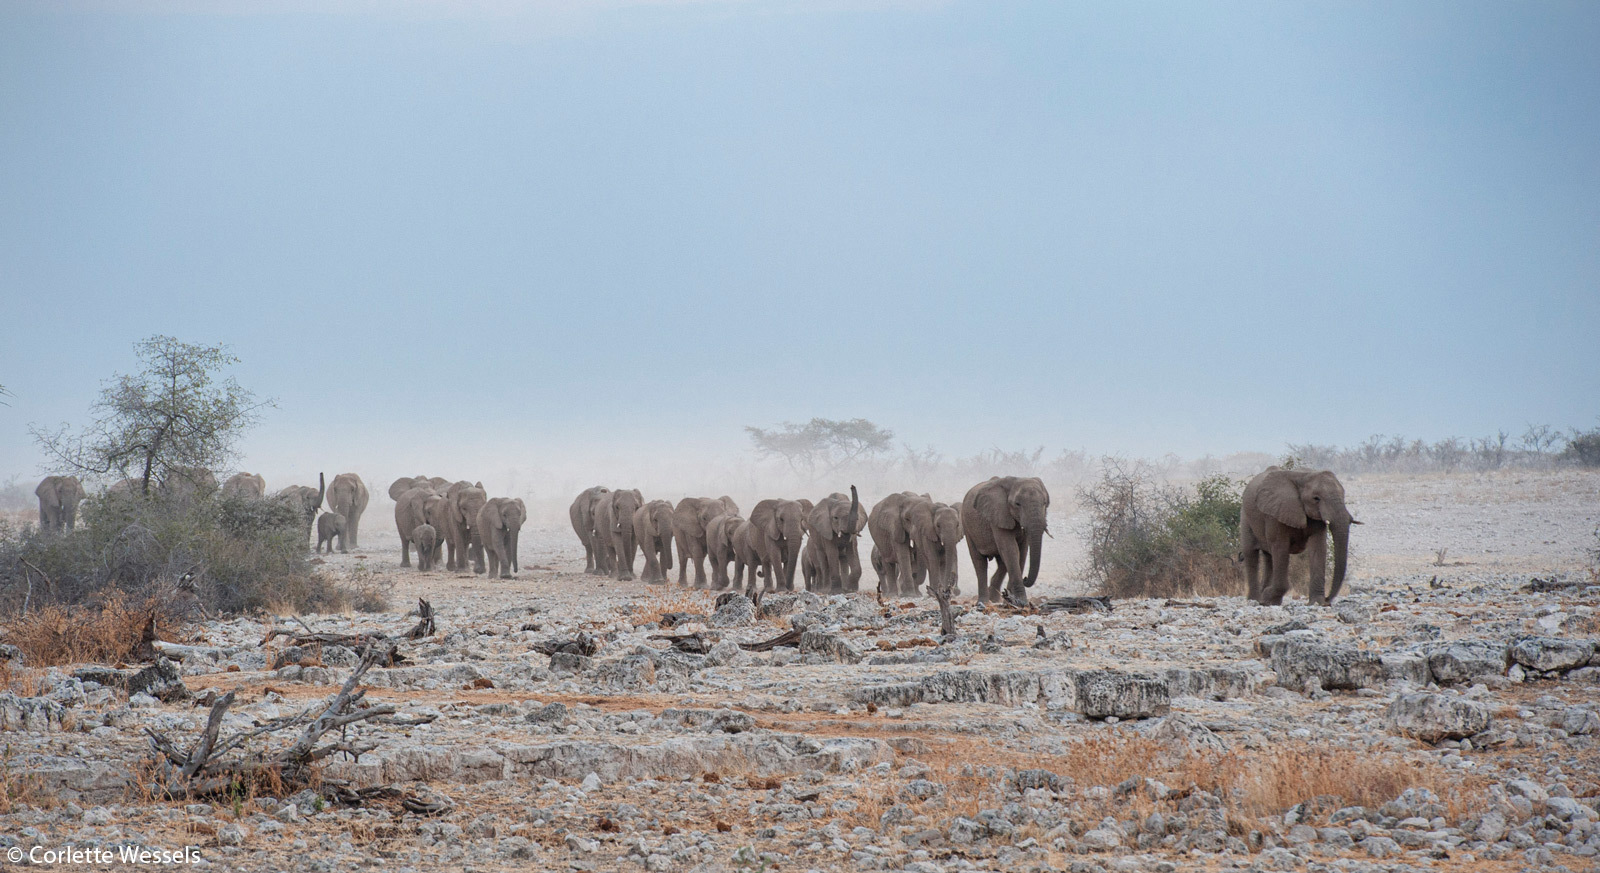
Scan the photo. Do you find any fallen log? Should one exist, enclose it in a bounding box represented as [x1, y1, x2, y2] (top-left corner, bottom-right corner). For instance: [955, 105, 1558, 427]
[738, 628, 802, 652]
[1037, 596, 1113, 614]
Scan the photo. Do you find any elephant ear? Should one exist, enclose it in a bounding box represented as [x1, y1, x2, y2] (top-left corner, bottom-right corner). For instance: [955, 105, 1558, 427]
[1256, 474, 1308, 529]
[631, 489, 643, 504]
[796, 498, 814, 514]
[974, 481, 1017, 530]
[750, 501, 776, 537]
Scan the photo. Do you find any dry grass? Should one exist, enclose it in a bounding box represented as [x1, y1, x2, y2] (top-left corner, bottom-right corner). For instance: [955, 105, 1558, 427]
[0, 591, 183, 667]
[631, 588, 715, 626]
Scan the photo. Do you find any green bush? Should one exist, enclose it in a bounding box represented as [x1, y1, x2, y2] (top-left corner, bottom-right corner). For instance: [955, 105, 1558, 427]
[0, 491, 384, 619]
[1080, 463, 1244, 599]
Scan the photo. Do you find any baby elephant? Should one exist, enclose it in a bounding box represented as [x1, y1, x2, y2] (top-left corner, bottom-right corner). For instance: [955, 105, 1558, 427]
[316, 511, 348, 554]
[411, 523, 440, 571]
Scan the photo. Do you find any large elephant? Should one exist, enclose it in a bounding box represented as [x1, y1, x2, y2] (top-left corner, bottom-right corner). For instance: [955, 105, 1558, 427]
[393, 484, 439, 568]
[1240, 467, 1357, 606]
[569, 486, 611, 575]
[444, 482, 489, 573]
[35, 476, 86, 534]
[633, 500, 677, 584]
[909, 499, 964, 635]
[276, 473, 326, 547]
[706, 513, 745, 590]
[326, 473, 370, 548]
[802, 488, 863, 593]
[594, 489, 644, 581]
[747, 498, 811, 594]
[477, 497, 526, 579]
[867, 491, 927, 595]
[960, 476, 1050, 605]
[671, 496, 741, 587]
[221, 472, 266, 500]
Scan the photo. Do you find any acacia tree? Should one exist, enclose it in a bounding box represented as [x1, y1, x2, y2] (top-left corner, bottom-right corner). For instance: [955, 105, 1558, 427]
[31, 336, 269, 495]
[745, 418, 894, 482]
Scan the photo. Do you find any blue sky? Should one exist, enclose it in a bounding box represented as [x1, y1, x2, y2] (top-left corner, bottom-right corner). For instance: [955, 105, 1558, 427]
[2, 0, 1597, 484]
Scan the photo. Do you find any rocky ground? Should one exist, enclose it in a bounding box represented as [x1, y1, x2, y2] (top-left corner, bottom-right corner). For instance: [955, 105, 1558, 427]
[1, 469, 1598, 873]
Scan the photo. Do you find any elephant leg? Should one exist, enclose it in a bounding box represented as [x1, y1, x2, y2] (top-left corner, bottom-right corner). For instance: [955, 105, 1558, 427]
[1244, 549, 1261, 602]
[399, 525, 411, 567]
[846, 545, 862, 592]
[1265, 542, 1291, 605]
[891, 538, 917, 596]
[994, 531, 1026, 603]
[1306, 524, 1329, 606]
[968, 545, 990, 603]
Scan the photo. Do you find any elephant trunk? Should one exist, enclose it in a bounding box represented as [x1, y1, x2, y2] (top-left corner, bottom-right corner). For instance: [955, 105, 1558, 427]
[1023, 507, 1046, 588]
[1329, 519, 1350, 600]
[315, 473, 326, 510]
[845, 486, 859, 542]
[509, 528, 520, 573]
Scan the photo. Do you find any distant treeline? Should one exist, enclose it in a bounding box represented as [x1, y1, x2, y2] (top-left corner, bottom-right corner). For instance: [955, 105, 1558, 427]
[1287, 424, 1600, 475]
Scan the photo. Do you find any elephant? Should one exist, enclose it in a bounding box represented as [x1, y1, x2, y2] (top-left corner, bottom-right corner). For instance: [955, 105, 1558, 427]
[326, 473, 370, 548]
[800, 536, 822, 592]
[221, 472, 266, 500]
[276, 473, 326, 547]
[746, 498, 811, 594]
[868, 491, 928, 596]
[594, 489, 644, 581]
[706, 513, 745, 590]
[389, 475, 430, 501]
[35, 476, 86, 534]
[316, 511, 348, 554]
[633, 499, 677, 584]
[162, 467, 218, 500]
[443, 482, 489, 573]
[730, 518, 762, 595]
[569, 486, 611, 575]
[960, 476, 1050, 605]
[908, 499, 964, 635]
[393, 484, 439, 567]
[671, 496, 741, 587]
[1240, 466, 1358, 606]
[802, 488, 863, 593]
[477, 497, 526, 579]
[107, 478, 140, 496]
[411, 523, 440, 571]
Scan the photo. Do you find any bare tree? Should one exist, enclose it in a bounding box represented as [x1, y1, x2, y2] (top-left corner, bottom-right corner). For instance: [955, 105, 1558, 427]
[745, 418, 894, 482]
[30, 336, 270, 495]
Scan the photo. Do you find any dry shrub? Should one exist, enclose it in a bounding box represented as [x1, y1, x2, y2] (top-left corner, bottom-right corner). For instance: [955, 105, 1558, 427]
[0, 660, 49, 695]
[1079, 464, 1246, 599]
[632, 589, 714, 626]
[0, 767, 56, 813]
[0, 591, 185, 666]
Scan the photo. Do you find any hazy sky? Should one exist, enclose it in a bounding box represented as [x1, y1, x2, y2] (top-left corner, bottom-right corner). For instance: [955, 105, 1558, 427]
[3, 0, 1597, 484]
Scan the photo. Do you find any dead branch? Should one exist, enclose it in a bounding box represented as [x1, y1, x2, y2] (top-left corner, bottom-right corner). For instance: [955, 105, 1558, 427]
[739, 628, 801, 652]
[406, 598, 435, 639]
[1037, 596, 1114, 614]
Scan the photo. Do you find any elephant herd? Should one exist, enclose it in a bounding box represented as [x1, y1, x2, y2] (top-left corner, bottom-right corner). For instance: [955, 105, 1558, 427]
[569, 476, 1059, 605]
[389, 476, 526, 580]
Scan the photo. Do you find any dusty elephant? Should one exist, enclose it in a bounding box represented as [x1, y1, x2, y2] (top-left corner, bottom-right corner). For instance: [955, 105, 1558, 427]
[747, 498, 811, 595]
[326, 473, 370, 548]
[594, 489, 644, 581]
[411, 523, 441, 571]
[443, 482, 489, 573]
[730, 518, 761, 594]
[908, 498, 964, 635]
[633, 499, 677, 584]
[221, 472, 266, 500]
[569, 486, 611, 575]
[706, 513, 745, 590]
[477, 497, 526, 579]
[35, 476, 86, 534]
[803, 487, 863, 593]
[276, 473, 326, 548]
[393, 484, 440, 568]
[960, 476, 1050, 605]
[1240, 466, 1357, 606]
[868, 491, 927, 596]
[671, 496, 741, 587]
[389, 475, 431, 501]
[316, 511, 348, 554]
[162, 467, 218, 500]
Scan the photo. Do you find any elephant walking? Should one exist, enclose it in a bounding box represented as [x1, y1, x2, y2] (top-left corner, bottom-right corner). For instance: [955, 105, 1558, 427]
[706, 513, 745, 590]
[326, 473, 370, 548]
[394, 484, 440, 568]
[569, 486, 611, 575]
[1240, 467, 1357, 605]
[747, 498, 810, 594]
[594, 489, 644, 581]
[671, 496, 740, 587]
[802, 488, 863, 593]
[908, 499, 964, 635]
[443, 482, 488, 573]
[960, 476, 1050, 605]
[35, 476, 86, 534]
[276, 474, 326, 548]
[478, 497, 526, 579]
[868, 491, 927, 595]
[634, 500, 677, 584]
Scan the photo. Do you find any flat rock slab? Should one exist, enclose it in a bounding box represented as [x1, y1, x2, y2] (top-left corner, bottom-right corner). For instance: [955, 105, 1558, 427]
[1425, 640, 1507, 686]
[1269, 639, 1384, 692]
[1508, 637, 1594, 674]
[1385, 692, 1492, 743]
[853, 666, 1179, 719]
